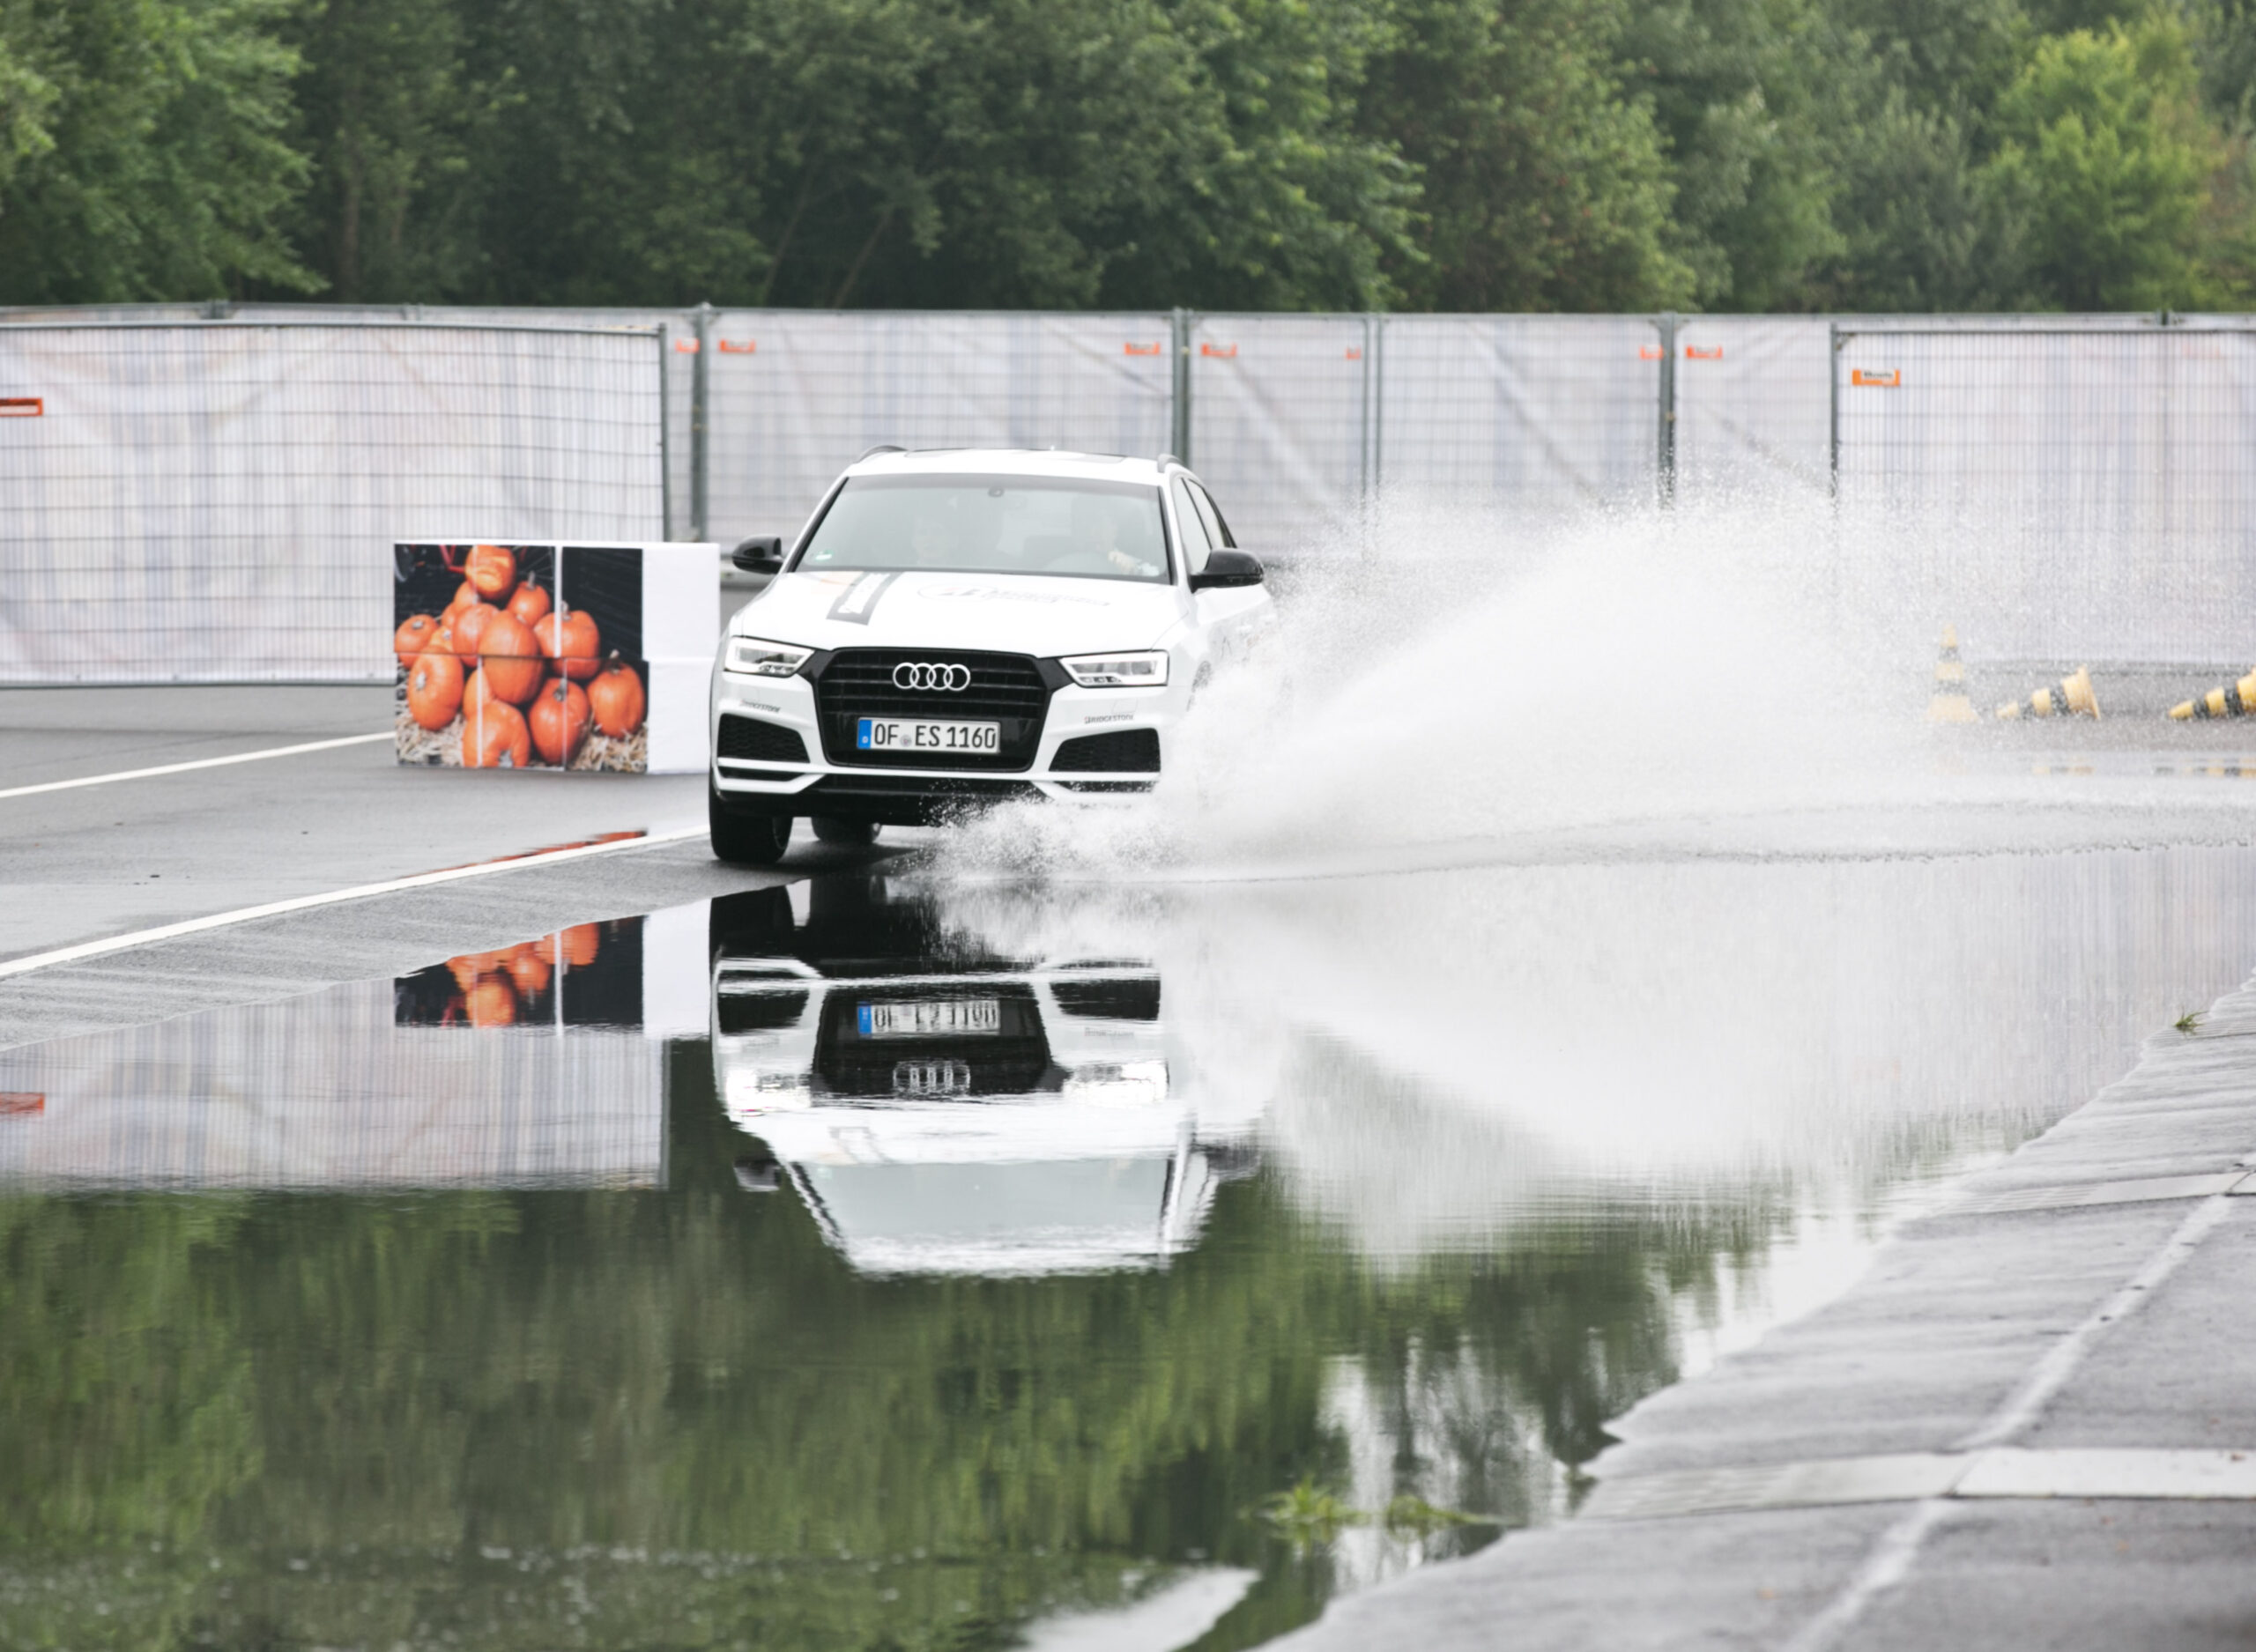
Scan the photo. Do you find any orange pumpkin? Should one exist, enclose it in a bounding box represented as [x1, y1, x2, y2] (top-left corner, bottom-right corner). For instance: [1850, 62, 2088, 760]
[536, 609, 602, 681]
[467, 543, 517, 602]
[406, 650, 464, 730]
[462, 700, 531, 768]
[465, 975, 519, 1027]
[395, 613, 441, 666]
[507, 582, 553, 629]
[508, 946, 552, 997]
[446, 579, 479, 617]
[560, 922, 602, 967]
[589, 655, 647, 737]
[529, 676, 591, 766]
[430, 619, 458, 657]
[453, 601, 500, 657]
[477, 611, 545, 705]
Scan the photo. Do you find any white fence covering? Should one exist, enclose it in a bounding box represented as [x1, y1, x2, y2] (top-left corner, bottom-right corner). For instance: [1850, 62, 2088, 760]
[1186, 312, 1374, 551]
[0, 322, 665, 683]
[703, 309, 1175, 547]
[0, 981, 662, 1190]
[5, 303, 2254, 678]
[1378, 315, 1662, 515]
[1673, 316, 1830, 495]
[1834, 327, 2256, 663]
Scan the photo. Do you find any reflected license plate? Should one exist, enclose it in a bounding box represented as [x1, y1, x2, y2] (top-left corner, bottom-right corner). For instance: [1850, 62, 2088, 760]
[857, 717, 1000, 754]
[858, 998, 1001, 1038]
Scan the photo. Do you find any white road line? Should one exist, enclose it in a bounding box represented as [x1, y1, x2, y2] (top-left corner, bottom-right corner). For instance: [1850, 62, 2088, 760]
[0, 731, 394, 802]
[0, 826, 708, 981]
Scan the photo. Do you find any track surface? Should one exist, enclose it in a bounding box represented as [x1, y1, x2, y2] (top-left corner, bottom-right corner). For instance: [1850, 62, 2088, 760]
[0, 685, 889, 1048]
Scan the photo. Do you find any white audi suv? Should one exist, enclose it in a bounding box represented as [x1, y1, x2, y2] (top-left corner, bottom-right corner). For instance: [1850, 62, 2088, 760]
[708, 448, 1270, 863]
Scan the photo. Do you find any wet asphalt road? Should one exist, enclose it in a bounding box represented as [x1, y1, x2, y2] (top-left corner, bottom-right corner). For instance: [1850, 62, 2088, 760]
[0, 685, 912, 1048]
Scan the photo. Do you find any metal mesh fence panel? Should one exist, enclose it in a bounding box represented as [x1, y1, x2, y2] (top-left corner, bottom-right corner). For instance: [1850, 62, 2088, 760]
[0, 322, 664, 684]
[1671, 315, 2177, 503]
[1673, 316, 1830, 498]
[701, 310, 1174, 548]
[1833, 327, 2256, 663]
[1379, 315, 1661, 517]
[1184, 313, 1372, 552]
[2, 303, 698, 534]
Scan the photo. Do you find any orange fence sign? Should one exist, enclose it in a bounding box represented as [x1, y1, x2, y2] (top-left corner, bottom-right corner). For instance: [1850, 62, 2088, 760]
[0, 397, 41, 417]
[1124, 342, 1162, 356]
[1200, 343, 1237, 359]
[1638, 345, 1664, 360]
[1851, 368, 1902, 388]
[1684, 344, 1723, 360]
[0, 1093, 43, 1116]
[717, 339, 755, 354]
[673, 337, 700, 353]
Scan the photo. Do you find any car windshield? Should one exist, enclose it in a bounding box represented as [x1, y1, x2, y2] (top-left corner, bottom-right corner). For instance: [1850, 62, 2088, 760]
[796, 475, 1171, 583]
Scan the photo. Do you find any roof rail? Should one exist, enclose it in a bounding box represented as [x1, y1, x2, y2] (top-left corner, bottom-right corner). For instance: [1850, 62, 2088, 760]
[855, 443, 907, 463]
[1156, 453, 1179, 469]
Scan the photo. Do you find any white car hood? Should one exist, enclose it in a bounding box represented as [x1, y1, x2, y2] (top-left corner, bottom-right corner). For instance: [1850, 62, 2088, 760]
[735, 569, 1184, 655]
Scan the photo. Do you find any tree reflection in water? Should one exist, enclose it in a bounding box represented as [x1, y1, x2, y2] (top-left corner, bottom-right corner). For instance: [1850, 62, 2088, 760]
[0, 1044, 1766, 1650]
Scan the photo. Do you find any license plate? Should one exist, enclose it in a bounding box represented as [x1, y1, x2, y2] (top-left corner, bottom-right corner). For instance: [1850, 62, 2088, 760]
[857, 717, 1000, 754]
[858, 998, 1001, 1038]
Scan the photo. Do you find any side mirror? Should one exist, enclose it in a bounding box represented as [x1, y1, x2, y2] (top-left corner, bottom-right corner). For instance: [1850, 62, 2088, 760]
[731, 535, 784, 573]
[1190, 548, 1264, 591]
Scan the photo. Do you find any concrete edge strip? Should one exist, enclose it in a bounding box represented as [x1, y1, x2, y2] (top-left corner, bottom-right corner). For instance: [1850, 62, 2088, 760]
[1583, 1447, 2256, 1522]
[0, 731, 394, 801]
[1951, 1168, 2256, 1215]
[0, 826, 709, 982]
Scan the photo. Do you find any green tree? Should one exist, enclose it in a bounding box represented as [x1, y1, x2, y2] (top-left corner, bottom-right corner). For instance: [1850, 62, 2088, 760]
[0, 0, 315, 302]
[1616, 0, 1859, 310]
[282, 0, 479, 302]
[1982, 16, 2215, 309]
[1361, 0, 1695, 311]
[1817, 93, 2029, 310]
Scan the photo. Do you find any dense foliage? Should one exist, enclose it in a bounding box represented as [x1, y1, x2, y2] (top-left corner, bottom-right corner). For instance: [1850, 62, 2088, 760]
[1, 0, 2252, 311]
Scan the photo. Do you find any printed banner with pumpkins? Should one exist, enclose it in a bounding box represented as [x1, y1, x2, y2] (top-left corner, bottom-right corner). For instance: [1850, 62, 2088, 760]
[392, 541, 716, 774]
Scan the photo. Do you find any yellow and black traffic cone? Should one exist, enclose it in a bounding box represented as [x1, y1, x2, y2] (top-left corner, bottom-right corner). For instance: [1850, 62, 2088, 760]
[1926, 626, 1977, 723]
[1996, 666, 2100, 721]
[2169, 669, 2256, 721]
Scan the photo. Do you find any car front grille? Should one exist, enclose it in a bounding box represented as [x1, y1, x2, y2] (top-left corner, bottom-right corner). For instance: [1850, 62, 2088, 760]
[717, 715, 810, 765]
[1050, 728, 1160, 773]
[813, 985, 1056, 1098]
[813, 649, 1052, 769]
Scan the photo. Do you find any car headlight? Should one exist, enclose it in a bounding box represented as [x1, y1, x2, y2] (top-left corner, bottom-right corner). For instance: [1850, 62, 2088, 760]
[1059, 651, 1169, 688]
[724, 637, 813, 678]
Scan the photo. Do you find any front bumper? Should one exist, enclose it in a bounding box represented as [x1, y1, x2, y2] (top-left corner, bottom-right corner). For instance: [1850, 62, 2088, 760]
[709, 661, 1176, 823]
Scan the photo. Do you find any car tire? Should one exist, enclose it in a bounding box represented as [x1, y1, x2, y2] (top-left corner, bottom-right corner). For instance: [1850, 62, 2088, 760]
[811, 816, 879, 847]
[709, 786, 792, 866]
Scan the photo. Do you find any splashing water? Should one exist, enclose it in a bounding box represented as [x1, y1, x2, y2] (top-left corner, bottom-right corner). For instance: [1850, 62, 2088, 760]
[940, 490, 1937, 879]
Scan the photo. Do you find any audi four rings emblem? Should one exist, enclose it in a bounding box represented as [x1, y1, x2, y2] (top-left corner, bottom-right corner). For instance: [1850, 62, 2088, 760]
[894, 662, 972, 692]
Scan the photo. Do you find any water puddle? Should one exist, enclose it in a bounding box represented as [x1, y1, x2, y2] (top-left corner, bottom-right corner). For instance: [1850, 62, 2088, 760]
[4, 845, 2255, 1648]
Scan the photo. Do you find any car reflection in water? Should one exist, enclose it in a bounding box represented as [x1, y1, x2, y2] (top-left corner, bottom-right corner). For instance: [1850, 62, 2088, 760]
[709, 876, 1255, 1276]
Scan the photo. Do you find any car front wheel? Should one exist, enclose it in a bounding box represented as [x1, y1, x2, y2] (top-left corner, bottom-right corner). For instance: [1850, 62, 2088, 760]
[709, 786, 792, 866]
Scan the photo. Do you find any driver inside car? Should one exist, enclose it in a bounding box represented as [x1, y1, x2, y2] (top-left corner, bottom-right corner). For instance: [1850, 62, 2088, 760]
[1058, 493, 1164, 580]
